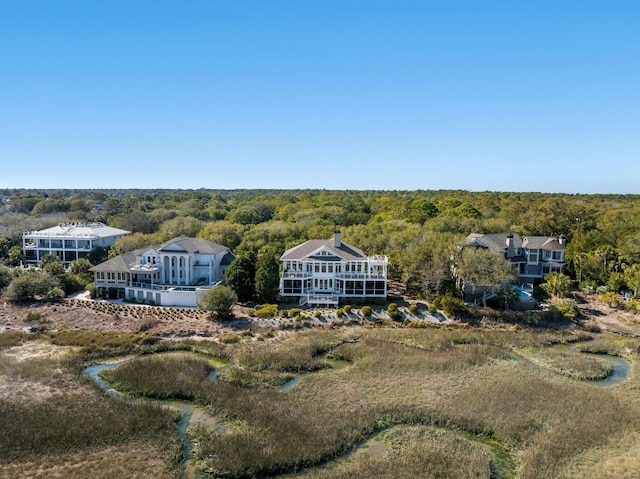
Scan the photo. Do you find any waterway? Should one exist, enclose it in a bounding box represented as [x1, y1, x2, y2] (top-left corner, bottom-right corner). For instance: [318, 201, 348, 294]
[83, 354, 224, 479]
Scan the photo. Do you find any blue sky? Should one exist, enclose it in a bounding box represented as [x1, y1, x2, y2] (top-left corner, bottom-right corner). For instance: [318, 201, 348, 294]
[1, 1, 639, 193]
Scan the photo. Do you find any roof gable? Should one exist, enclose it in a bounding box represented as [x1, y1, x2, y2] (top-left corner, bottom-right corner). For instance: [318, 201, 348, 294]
[157, 237, 230, 255]
[281, 237, 367, 261]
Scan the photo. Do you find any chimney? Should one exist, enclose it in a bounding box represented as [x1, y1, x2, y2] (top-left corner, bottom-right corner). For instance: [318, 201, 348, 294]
[333, 230, 341, 248]
[559, 235, 566, 246]
[506, 234, 515, 258]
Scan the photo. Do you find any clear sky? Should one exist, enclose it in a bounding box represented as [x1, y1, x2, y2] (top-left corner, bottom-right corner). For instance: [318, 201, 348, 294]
[1, 1, 639, 193]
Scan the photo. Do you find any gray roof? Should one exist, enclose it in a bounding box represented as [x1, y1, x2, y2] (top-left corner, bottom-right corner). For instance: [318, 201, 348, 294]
[281, 238, 367, 261]
[157, 237, 230, 255]
[522, 236, 565, 250]
[89, 252, 137, 273]
[465, 233, 565, 252]
[90, 237, 234, 273]
[465, 233, 523, 252]
[221, 252, 235, 266]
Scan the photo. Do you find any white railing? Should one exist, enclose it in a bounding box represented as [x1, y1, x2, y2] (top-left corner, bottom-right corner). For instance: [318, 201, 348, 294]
[335, 273, 386, 279]
[283, 271, 312, 278]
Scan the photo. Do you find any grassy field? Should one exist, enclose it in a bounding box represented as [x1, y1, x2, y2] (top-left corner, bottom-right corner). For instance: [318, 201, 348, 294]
[1, 327, 640, 478]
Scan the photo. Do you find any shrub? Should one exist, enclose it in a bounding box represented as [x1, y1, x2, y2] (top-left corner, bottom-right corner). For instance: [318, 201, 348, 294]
[343, 305, 352, 314]
[314, 310, 322, 318]
[197, 285, 238, 320]
[556, 298, 577, 319]
[387, 303, 401, 321]
[138, 318, 160, 332]
[579, 280, 597, 294]
[599, 292, 619, 308]
[86, 282, 96, 299]
[627, 299, 640, 314]
[219, 333, 242, 344]
[24, 312, 43, 323]
[408, 304, 418, 315]
[428, 304, 438, 315]
[247, 308, 256, 317]
[5, 270, 61, 302]
[361, 305, 373, 317]
[288, 308, 301, 318]
[254, 304, 279, 318]
[336, 308, 345, 318]
[439, 295, 467, 318]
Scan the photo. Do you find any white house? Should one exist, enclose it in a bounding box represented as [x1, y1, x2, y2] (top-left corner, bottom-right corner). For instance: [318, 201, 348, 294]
[90, 236, 235, 307]
[280, 230, 388, 307]
[462, 233, 567, 283]
[22, 222, 130, 266]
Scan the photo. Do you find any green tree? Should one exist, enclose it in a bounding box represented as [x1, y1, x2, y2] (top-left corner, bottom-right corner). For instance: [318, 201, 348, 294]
[69, 257, 93, 276]
[607, 272, 626, 294]
[8, 245, 23, 266]
[226, 253, 256, 301]
[42, 256, 65, 277]
[496, 284, 520, 311]
[624, 264, 640, 297]
[198, 221, 243, 250]
[197, 285, 237, 320]
[255, 248, 281, 303]
[4, 270, 61, 302]
[406, 198, 438, 224]
[543, 272, 572, 298]
[88, 246, 109, 265]
[159, 216, 204, 241]
[456, 247, 517, 306]
[0, 264, 13, 290]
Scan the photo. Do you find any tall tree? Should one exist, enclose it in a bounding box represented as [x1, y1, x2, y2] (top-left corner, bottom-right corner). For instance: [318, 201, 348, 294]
[455, 247, 517, 306]
[624, 264, 640, 297]
[254, 248, 281, 303]
[226, 253, 256, 302]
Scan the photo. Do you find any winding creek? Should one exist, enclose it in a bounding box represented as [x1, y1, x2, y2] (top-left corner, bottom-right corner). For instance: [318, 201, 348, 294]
[83, 354, 223, 479]
[83, 342, 631, 479]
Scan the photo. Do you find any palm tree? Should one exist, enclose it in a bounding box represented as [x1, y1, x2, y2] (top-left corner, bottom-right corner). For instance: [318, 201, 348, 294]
[544, 272, 572, 298]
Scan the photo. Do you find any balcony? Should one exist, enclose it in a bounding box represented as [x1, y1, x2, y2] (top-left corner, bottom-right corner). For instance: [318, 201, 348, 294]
[368, 255, 389, 263]
[282, 270, 312, 279]
[335, 272, 386, 279]
[130, 263, 161, 272]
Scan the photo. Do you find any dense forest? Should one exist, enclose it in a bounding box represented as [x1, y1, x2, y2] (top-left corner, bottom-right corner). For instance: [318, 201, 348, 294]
[1, 188, 640, 301]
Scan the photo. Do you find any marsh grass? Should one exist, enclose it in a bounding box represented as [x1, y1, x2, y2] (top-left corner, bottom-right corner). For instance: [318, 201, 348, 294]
[101, 355, 214, 400]
[286, 425, 492, 479]
[218, 366, 295, 388]
[4, 327, 639, 479]
[576, 337, 640, 357]
[0, 331, 31, 349]
[185, 329, 638, 479]
[0, 364, 181, 469]
[0, 441, 178, 479]
[518, 347, 614, 380]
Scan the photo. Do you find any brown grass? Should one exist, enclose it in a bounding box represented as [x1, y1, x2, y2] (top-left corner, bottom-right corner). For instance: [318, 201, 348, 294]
[0, 442, 176, 479]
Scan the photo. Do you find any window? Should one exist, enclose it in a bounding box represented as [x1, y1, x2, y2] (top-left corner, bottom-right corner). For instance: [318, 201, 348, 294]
[284, 279, 302, 294]
[321, 264, 326, 273]
[528, 250, 538, 263]
[328, 264, 333, 273]
[552, 251, 563, 261]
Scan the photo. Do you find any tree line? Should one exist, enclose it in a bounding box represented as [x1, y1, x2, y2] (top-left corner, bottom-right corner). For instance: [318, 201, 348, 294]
[2, 188, 640, 304]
